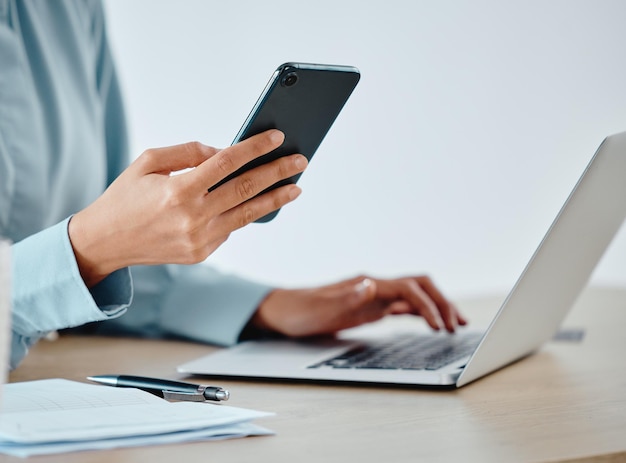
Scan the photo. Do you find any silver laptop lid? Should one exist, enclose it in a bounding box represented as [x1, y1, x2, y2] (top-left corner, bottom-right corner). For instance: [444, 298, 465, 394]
[458, 131, 626, 387]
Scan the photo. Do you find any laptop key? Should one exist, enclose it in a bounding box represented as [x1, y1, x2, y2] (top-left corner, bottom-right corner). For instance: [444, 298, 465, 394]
[311, 333, 481, 371]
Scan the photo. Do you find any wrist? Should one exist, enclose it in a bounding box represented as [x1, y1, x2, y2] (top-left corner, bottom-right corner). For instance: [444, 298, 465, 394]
[253, 288, 298, 334]
[68, 212, 120, 288]
[251, 289, 280, 332]
[238, 290, 285, 341]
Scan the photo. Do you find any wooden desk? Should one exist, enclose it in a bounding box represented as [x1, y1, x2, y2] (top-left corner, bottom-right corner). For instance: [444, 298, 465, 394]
[6, 287, 626, 463]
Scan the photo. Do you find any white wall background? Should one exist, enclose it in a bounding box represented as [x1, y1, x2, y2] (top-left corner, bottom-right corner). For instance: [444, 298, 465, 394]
[104, 0, 626, 298]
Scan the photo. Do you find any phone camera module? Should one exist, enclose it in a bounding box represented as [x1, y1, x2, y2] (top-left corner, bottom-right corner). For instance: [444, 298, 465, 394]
[281, 72, 299, 87]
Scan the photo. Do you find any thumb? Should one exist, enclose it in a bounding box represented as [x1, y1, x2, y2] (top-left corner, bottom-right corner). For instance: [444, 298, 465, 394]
[134, 141, 220, 175]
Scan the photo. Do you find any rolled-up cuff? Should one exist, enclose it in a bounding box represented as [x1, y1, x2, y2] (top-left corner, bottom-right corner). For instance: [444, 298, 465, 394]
[12, 217, 132, 336]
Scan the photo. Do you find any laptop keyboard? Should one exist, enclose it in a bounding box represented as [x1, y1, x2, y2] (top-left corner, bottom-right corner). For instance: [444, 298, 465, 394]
[308, 332, 482, 371]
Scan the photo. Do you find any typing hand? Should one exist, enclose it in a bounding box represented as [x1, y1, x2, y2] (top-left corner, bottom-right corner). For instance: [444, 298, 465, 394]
[251, 275, 468, 337]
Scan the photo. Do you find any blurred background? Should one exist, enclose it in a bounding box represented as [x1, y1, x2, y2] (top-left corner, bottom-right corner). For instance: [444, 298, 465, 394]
[105, 0, 626, 298]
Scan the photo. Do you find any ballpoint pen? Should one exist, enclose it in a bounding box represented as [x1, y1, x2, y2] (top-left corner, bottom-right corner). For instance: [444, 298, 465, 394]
[87, 375, 230, 402]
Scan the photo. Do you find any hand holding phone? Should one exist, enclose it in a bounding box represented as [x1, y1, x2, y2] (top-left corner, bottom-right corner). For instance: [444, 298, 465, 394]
[211, 62, 360, 222]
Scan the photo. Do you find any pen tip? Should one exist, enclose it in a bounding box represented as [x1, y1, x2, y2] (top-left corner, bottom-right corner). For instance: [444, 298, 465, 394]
[216, 390, 230, 401]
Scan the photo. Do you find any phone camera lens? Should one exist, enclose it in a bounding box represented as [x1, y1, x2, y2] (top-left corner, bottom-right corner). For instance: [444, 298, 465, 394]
[281, 72, 298, 87]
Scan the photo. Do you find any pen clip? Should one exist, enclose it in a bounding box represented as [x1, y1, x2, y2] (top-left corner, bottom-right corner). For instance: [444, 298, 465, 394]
[162, 390, 206, 402]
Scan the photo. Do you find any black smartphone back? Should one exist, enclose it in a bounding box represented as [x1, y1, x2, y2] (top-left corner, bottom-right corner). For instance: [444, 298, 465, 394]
[220, 62, 360, 222]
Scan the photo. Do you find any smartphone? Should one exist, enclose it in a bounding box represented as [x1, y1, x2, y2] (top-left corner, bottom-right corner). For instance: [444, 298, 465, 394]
[213, 62, 360, 222]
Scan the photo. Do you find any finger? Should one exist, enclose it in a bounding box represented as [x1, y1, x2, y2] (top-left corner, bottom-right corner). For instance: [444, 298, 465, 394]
[300, 275, 370, 295]
[332, 275, 373, 291]
[377, 279, 443, 331]
[191, 130, 285, 193]
[404, 283, 443, 331]
[347, 277, 377, 308]
[133, 141, 219, 175]
[387, 301, 413, 315]
[455, 305, 469, 326]
[212, 183, 302, 233]
[442, 303, 468, 327]
[417, 276, 458, 332]
[323, 277, 377, 310]
[206, 153, 308, 215]
[336, 278, 393, 327]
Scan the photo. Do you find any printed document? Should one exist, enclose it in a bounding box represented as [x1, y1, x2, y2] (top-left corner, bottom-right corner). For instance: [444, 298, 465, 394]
[0, 379, 274, 457]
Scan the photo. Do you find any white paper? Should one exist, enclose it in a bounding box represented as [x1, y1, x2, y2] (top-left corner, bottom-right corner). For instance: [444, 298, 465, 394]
[0, 379, 274, 456]
[0, 422, 274, 458]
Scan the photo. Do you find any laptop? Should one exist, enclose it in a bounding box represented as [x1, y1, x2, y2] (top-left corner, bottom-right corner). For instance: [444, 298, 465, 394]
[178, 131, 626, 388]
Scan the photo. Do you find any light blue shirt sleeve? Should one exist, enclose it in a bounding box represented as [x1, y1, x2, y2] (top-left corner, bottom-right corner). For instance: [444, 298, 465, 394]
[2, 1, 276, 369]
[89, 264, 273, 347]
[10, 217, 132, 369]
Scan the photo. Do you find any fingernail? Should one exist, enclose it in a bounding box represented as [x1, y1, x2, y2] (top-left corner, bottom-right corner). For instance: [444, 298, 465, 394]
[294, 155, 308, 170]
[270, 130, 284, 144]
[288, 186, 302, 201]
